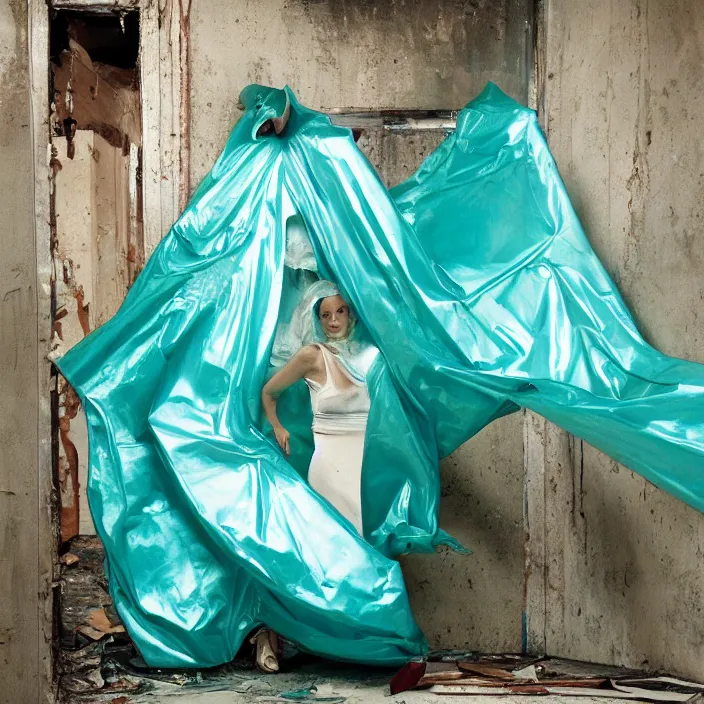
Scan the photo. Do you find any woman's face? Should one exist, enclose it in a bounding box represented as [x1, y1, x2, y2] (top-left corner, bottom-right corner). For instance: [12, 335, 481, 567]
[318, 295, 351, 340]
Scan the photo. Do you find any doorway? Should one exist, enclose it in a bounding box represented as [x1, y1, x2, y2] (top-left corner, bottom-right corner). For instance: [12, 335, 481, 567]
[25, 0, 185, 697]
[51, 8, 143, 543]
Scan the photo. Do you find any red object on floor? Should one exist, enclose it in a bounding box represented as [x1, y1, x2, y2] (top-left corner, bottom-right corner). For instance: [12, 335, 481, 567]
[390, 660, 427, 695]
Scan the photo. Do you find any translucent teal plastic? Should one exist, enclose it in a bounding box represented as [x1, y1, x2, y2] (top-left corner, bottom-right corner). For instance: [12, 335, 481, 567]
[56, 83, 704, 669]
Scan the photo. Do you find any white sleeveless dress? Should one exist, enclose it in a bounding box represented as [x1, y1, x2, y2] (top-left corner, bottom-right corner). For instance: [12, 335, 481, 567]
[305, 344, 370, 535]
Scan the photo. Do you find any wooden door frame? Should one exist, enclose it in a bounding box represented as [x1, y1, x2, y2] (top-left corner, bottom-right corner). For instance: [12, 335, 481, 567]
[27, 0, 189, 697]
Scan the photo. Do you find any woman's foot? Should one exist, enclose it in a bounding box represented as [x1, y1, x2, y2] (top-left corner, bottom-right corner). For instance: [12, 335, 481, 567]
[251, 628, 280, 673]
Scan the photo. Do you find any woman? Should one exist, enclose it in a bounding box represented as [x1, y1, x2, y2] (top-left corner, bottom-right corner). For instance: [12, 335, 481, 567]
[252, 281, 373, 672]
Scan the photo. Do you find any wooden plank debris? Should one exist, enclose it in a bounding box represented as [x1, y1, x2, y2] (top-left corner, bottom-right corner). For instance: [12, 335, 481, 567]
[60, 536, 124, 649]
[77, 608, 126, 640]
[429, 683, 701, 700]
[536, 657, 646, 681]
[390, 654, 704, 700]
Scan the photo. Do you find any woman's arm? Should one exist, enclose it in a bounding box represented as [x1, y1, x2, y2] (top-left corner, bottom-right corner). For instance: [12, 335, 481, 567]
[261, 345, 320, 456]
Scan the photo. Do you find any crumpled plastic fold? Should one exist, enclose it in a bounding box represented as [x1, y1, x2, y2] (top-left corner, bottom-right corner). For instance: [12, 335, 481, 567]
[57, 82, 704, 669]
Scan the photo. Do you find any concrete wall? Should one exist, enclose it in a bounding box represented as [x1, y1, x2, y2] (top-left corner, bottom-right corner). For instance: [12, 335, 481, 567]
[355, 129, 526, 651]
[541, 0, 704, 680]
[190, 0, 533, 184]
[0, 0, 52, 701]
[190, 0, 533, 652]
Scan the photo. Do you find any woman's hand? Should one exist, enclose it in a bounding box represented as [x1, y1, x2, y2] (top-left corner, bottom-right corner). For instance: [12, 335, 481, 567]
[261, 346, 321, 459]
[273, 426, 291, 456]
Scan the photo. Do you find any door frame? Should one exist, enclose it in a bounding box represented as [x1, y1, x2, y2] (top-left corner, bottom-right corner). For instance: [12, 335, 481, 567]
[27, 0, 189, 697]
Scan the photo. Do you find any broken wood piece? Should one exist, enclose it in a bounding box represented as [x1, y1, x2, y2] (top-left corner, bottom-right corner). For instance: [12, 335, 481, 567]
[616, 677, 704, 694]
[419, 671, 465, 682]
[422, 676, 539, 687]
[457, 663, 523, 680]
[77, 625, 110, 641]
[427, 650, 475, 662]
[417, 672, 470, 686]
[537, 657, 644, 681]
[543, 679, 608, 688]
[88, 607, 125, 633]
[551, 685, 698, 702]
[391, 656, 612, 695]
[611, 678, 704, 700]
[77, 608, 126, 640]
[425, 676, 605, 688]
[429, 684, 551, 695]
[426, 661, 460, 673]
[60, 552, 80, 566]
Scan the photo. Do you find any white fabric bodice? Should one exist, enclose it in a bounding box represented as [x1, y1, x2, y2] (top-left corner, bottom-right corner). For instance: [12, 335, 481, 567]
[304, 344, 370, 435]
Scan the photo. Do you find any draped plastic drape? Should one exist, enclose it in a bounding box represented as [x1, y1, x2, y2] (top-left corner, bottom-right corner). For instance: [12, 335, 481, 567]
[57, 83, 704, 669]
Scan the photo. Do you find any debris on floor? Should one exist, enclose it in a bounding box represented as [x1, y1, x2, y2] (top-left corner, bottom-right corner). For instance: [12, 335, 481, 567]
[57, 641, 704, 704]
[77, 608, 127, 641]
[390, 655, 704, 701]
[278, 684, 346, 702]
[58, 639, 144, 700]
[58, 545, 704, 704]
[61, 552, 80, 566]
[60, 536, 126, 650]
[58, 647, 389, 703]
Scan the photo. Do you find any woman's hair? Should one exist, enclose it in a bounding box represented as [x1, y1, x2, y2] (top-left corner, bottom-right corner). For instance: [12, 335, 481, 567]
[313, 297, 326, 319]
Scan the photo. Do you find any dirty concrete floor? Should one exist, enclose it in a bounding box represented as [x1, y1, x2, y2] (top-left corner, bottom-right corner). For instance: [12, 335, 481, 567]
[115, 680, 630, 704]
[63, 643, 657, 704]
[70, 658, 631, 704]
[139, 692, 624, 704]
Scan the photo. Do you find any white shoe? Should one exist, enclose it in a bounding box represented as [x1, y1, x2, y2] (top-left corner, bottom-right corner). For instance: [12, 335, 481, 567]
[251, 629, 279, 674]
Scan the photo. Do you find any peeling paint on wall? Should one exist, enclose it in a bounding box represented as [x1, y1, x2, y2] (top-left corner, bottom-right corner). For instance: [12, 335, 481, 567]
[49, 18, 144, 540]
[52, 129, 141, 540]
[178, 0, 191, 210]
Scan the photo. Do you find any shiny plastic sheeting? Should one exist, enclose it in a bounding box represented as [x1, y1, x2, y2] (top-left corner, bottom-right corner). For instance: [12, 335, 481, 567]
[57, 83, 704, 670]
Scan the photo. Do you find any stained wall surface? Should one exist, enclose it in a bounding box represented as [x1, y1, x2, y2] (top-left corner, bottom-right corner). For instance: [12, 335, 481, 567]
[190, 0, 533, 652]
[542, 0, 704, 680]
[190, 0, 533, 184]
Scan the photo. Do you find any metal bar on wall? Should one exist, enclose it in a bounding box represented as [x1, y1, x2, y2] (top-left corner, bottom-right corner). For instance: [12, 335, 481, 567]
[328, 109, 457, 132]
[51, 0, 139, 8]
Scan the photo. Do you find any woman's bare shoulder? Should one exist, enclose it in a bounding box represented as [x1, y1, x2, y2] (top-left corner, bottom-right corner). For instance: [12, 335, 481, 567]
[296, 344, 323, 365]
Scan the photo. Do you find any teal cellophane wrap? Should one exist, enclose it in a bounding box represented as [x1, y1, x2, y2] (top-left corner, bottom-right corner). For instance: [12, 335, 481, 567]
[56, 83, 704, 669]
